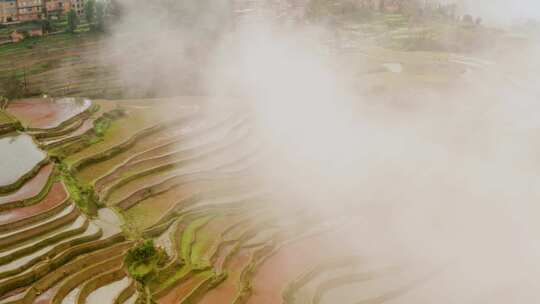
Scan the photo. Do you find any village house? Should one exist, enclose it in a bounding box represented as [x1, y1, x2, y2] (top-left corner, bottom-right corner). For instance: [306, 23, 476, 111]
[71, 0, 83, 16]
[0, 0, 18, 23]
[45, 0, 71, 19]
[0, 0, 83, 24]
[16, 0, 45, 21]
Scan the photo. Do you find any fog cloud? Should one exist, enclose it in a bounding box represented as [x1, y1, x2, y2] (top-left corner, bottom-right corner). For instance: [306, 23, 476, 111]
[102, 1, 540, 302]
[461, 0, 540, 24]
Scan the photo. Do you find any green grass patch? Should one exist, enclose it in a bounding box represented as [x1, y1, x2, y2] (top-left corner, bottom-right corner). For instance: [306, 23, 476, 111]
[159, 264, 193, 290]
[181, 216, 212, 262]
[190, 217, 225, 268]
[63, 106, 154, 168]
[50, 107, 123, 159]
[57, 161, 98, 215]
[61, 55, 81, 63]
[0, 110, 16, 125]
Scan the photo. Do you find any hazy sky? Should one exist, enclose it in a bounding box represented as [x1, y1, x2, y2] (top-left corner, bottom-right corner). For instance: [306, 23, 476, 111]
[463, 0, 540, 23]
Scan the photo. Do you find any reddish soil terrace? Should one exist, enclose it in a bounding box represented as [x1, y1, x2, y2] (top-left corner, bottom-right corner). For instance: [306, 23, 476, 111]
[0, 163, 53, 206]
[41, 118, 95, 148]
[199, 249, 252, 304]
[157, 273, 208, 304]
[6, 98, 91, 130]
[0, 182, 68, 226]
[0, 287, 28, 303]
[247, 232, 344, 304]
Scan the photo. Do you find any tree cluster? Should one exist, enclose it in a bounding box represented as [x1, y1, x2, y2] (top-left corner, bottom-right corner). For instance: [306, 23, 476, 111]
[84, 0, 107, 32]
[125, 240, 168, 283]
[0, 74, 25, 101]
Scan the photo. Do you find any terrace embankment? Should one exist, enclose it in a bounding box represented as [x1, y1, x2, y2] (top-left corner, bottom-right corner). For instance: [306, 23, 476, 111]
[0, 96, 445, 303]
[0, 163, 54, 211]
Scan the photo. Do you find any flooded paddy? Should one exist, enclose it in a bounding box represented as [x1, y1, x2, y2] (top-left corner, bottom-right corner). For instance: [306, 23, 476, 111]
[0, 182, 67, 225]
[95, 208, 123, 237]
[86, 276, 130, 304]
[6, 98, 92, 130]
[0, 163, 53, 206]
[0, 133, 47, 189]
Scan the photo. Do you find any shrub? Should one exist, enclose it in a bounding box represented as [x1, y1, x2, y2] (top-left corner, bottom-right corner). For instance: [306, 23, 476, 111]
[0, 96, 8, 109]
[94, 1, 106, 32]
[85, 0, 96, 24]
[1, 74, 25, 100]
[125, 240, 169, 283]
[67, 9, 79, 33]
[58, 162, 98, 215]
[41, 19, 52, 33]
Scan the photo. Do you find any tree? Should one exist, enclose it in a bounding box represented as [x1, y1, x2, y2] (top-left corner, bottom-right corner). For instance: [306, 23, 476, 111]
[125, 240, 168, 283]
[94, 1, 106, 31]
[462, 14, 473, 24]
[66, 9, 79, 33]
[1, 74, 25, 100]
[85, 0, 96, 24]
[105, 0, 123, 19]
[41, 19, 52, 33]
[0, 96, 9, 110]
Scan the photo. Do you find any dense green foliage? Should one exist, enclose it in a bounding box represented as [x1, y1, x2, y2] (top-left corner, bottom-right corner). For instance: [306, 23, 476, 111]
[125, 240, 169, 283]
[67, 9, 80, 33]
[94, 1, 106, 31]
[58, 162, 99, 215]
[0, 96, 8, 109]
[88, 107, 124, 143]
[93, 116, 112, 138]
[85, 0, 96, 24]
[0, 74, 25, 100]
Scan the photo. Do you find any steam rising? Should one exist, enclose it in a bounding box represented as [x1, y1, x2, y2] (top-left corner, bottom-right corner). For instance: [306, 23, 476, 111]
[104, 0, 540, 302]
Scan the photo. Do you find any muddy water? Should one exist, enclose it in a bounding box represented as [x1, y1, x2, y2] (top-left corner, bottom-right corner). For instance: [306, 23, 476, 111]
[95, 208, 123, 237]
[86, 276, 130, 304]
[61, 287, 81, 304]
[155, 221, 176, 257]
[0, 133, 47, 188]
[7, 98, 92, 130]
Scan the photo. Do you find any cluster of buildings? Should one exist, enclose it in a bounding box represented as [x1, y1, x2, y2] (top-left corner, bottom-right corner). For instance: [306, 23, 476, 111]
[0, 0, 85, 24]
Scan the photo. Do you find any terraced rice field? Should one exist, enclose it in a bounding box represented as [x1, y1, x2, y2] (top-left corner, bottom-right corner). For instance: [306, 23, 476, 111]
[0, 97, 429, 304]
[0, 33, 122, 99]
